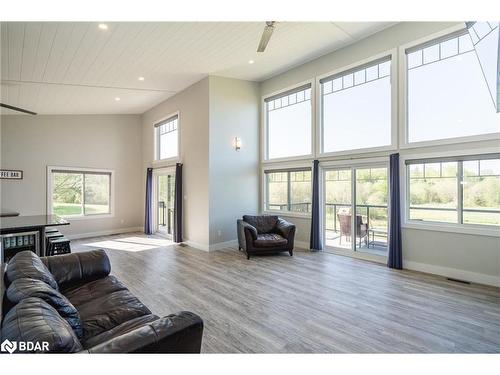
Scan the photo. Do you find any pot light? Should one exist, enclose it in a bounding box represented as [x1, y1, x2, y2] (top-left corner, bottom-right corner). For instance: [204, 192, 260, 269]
[248, 60, 254, 64]
[115, 97, 121, 101]
[98, 24, 108, 30]
[138, 76, 145, 81]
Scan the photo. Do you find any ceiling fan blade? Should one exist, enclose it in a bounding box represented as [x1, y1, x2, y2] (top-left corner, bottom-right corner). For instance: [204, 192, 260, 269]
[0, 103, 37, 115]
[257, 22, 276, 52]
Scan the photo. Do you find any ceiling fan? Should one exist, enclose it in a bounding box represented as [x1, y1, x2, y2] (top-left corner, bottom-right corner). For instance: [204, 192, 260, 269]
[0, 103, 37, 115]
[257, 21, 277, 52]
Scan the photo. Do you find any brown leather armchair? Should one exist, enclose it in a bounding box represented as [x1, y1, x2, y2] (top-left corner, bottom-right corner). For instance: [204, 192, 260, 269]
[237, 215, 296, 259]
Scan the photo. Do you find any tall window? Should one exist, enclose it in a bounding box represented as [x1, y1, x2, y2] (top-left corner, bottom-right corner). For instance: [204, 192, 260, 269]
[407, 155, 500, 226]
[320, 57, 392, 153]
[49, 168, 113, 217]
[406, 29, 500, 143]
[155, 114, 178, 160]
[265, 84, 312, 160]
[265, 169, 312, 214]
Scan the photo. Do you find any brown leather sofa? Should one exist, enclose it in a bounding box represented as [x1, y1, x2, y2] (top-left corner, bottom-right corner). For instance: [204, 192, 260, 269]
[0, 250, 203, 353]
[237, 215, 296, 259]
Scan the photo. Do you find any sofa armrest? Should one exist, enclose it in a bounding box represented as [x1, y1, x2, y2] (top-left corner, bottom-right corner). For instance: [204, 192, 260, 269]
[238, 220, 258, 241]
[84, 311, 204, 353]
[41, 250, 110, 289]
[276, 218, 295, 239]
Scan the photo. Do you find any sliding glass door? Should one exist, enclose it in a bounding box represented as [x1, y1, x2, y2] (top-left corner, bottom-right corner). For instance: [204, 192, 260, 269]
[323, 164, 388, 256]
[155, 170, 176, 238]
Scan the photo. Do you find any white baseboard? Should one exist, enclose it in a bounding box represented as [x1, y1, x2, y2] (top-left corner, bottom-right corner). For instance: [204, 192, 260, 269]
[209, 239, 238, 252]
[404, 260, 500, 287]
[65, 227, 143, 240]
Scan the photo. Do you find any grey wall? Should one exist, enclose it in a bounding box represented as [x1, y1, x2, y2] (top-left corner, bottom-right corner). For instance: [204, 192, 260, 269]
[141, 77, 210, 248]
[208, 76, 260, 245]
[0, 114, 143, 237]
[260, 21, 500, 285]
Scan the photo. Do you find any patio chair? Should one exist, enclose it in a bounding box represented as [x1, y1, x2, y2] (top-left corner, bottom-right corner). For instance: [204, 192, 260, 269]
[337, 213, 368, 247]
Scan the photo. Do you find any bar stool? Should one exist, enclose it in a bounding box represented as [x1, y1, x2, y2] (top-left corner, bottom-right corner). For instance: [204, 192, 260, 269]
[47, 237, 71, 256]
[45, 231, 63, 253]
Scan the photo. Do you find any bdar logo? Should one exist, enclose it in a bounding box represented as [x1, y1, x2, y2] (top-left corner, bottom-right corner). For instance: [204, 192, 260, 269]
[1, 339, 17, 354]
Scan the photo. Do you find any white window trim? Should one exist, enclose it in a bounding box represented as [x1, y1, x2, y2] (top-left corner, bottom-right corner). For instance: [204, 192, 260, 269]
[320, 158, 390, 259]
[400, 148, 500, 237]
[261, 161, 313, 218]
[316, 48, 398, 158]
[46, 166, 115, 220]
[261, 79, 316, 163]
[153, 110, 181, 166]
[398, 23, 500, 149]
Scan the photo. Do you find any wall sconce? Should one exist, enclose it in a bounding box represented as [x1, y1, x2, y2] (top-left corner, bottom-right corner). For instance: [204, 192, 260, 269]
[234, 137, 241, 151]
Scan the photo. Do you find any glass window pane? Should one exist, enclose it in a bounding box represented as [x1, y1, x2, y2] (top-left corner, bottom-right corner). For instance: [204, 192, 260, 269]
[379, 61, 391, 77]
[441, 162, 457, 177]
[407, 34, 500, 143]
[158, 118, 178, 160]
[463, 160, 479, 176]
[408, 162, 458, 223]
[441, 38, 458, 59]
[463, 158, 500, 226]
[332, 78, 342, 91]
[480, 159, 500, 175]
[354, 70, 365, 85]
[407, 51, 422, 69]
[84, 174, 111, 215]
[325, 169, 352, 250]
[410, 164, 424, 178]
[423, 44, 440, 64]
[343, 74, 354, 88]
[290, 171, 311, 213]
[366, 65, 378, 81]
[52, 172, 83, 216]
[266, 172, 288, 211]
[323, 71, 391, 153]
[268, 88, 312, 159]
[424, 163, 441, 178]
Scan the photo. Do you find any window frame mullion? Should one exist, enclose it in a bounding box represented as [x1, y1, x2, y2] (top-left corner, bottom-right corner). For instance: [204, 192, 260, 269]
[457, 161, 464, 224]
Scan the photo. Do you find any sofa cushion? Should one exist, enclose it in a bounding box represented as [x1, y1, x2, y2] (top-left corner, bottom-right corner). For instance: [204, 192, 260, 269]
[42, 249, 111, 290]
[6, 250, 59, 290]
[243, 215, 279, 234]
[253, 233, 287, 248]
[76, 289, 152, 341]
[0, 297, 83, 353]
[83, 314, 159, 349]
[6, 278, 83, 339]
[62, 275, 128, 307]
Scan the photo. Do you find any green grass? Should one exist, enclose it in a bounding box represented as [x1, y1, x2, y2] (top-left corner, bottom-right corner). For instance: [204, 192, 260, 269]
[53, 203, 109, 216]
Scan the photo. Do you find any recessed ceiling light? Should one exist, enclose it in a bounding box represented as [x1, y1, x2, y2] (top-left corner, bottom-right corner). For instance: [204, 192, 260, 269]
[138, 76, 145, 81]
[98, 24, 108, 30]
[248, 60, 255, 64]
[115, 97, 120, 101]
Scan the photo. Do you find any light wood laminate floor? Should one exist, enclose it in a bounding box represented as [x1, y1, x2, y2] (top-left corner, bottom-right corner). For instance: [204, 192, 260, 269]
[72, 233, 500, 353]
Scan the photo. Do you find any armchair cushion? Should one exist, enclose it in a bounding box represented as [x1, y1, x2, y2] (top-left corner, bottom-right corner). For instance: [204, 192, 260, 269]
[276, 218, 295, 239]
[254, 233, 287, 248]
[6, 250, 59, 290]
[243, 215, 279, 234]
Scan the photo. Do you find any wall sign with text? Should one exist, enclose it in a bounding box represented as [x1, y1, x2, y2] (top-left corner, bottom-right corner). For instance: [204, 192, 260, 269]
[0, 170, 23, 180]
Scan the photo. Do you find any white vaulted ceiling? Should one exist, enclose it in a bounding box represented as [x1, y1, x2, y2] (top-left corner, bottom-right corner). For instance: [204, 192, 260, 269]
[0, 22, 395, 114]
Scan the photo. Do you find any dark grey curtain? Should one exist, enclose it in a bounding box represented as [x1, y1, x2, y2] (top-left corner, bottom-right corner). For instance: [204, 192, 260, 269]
[388, 153, 402, 269]
[309, 159, 322, 251]
[174, 163, 183, 243]
[144, 168, 153, 235]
